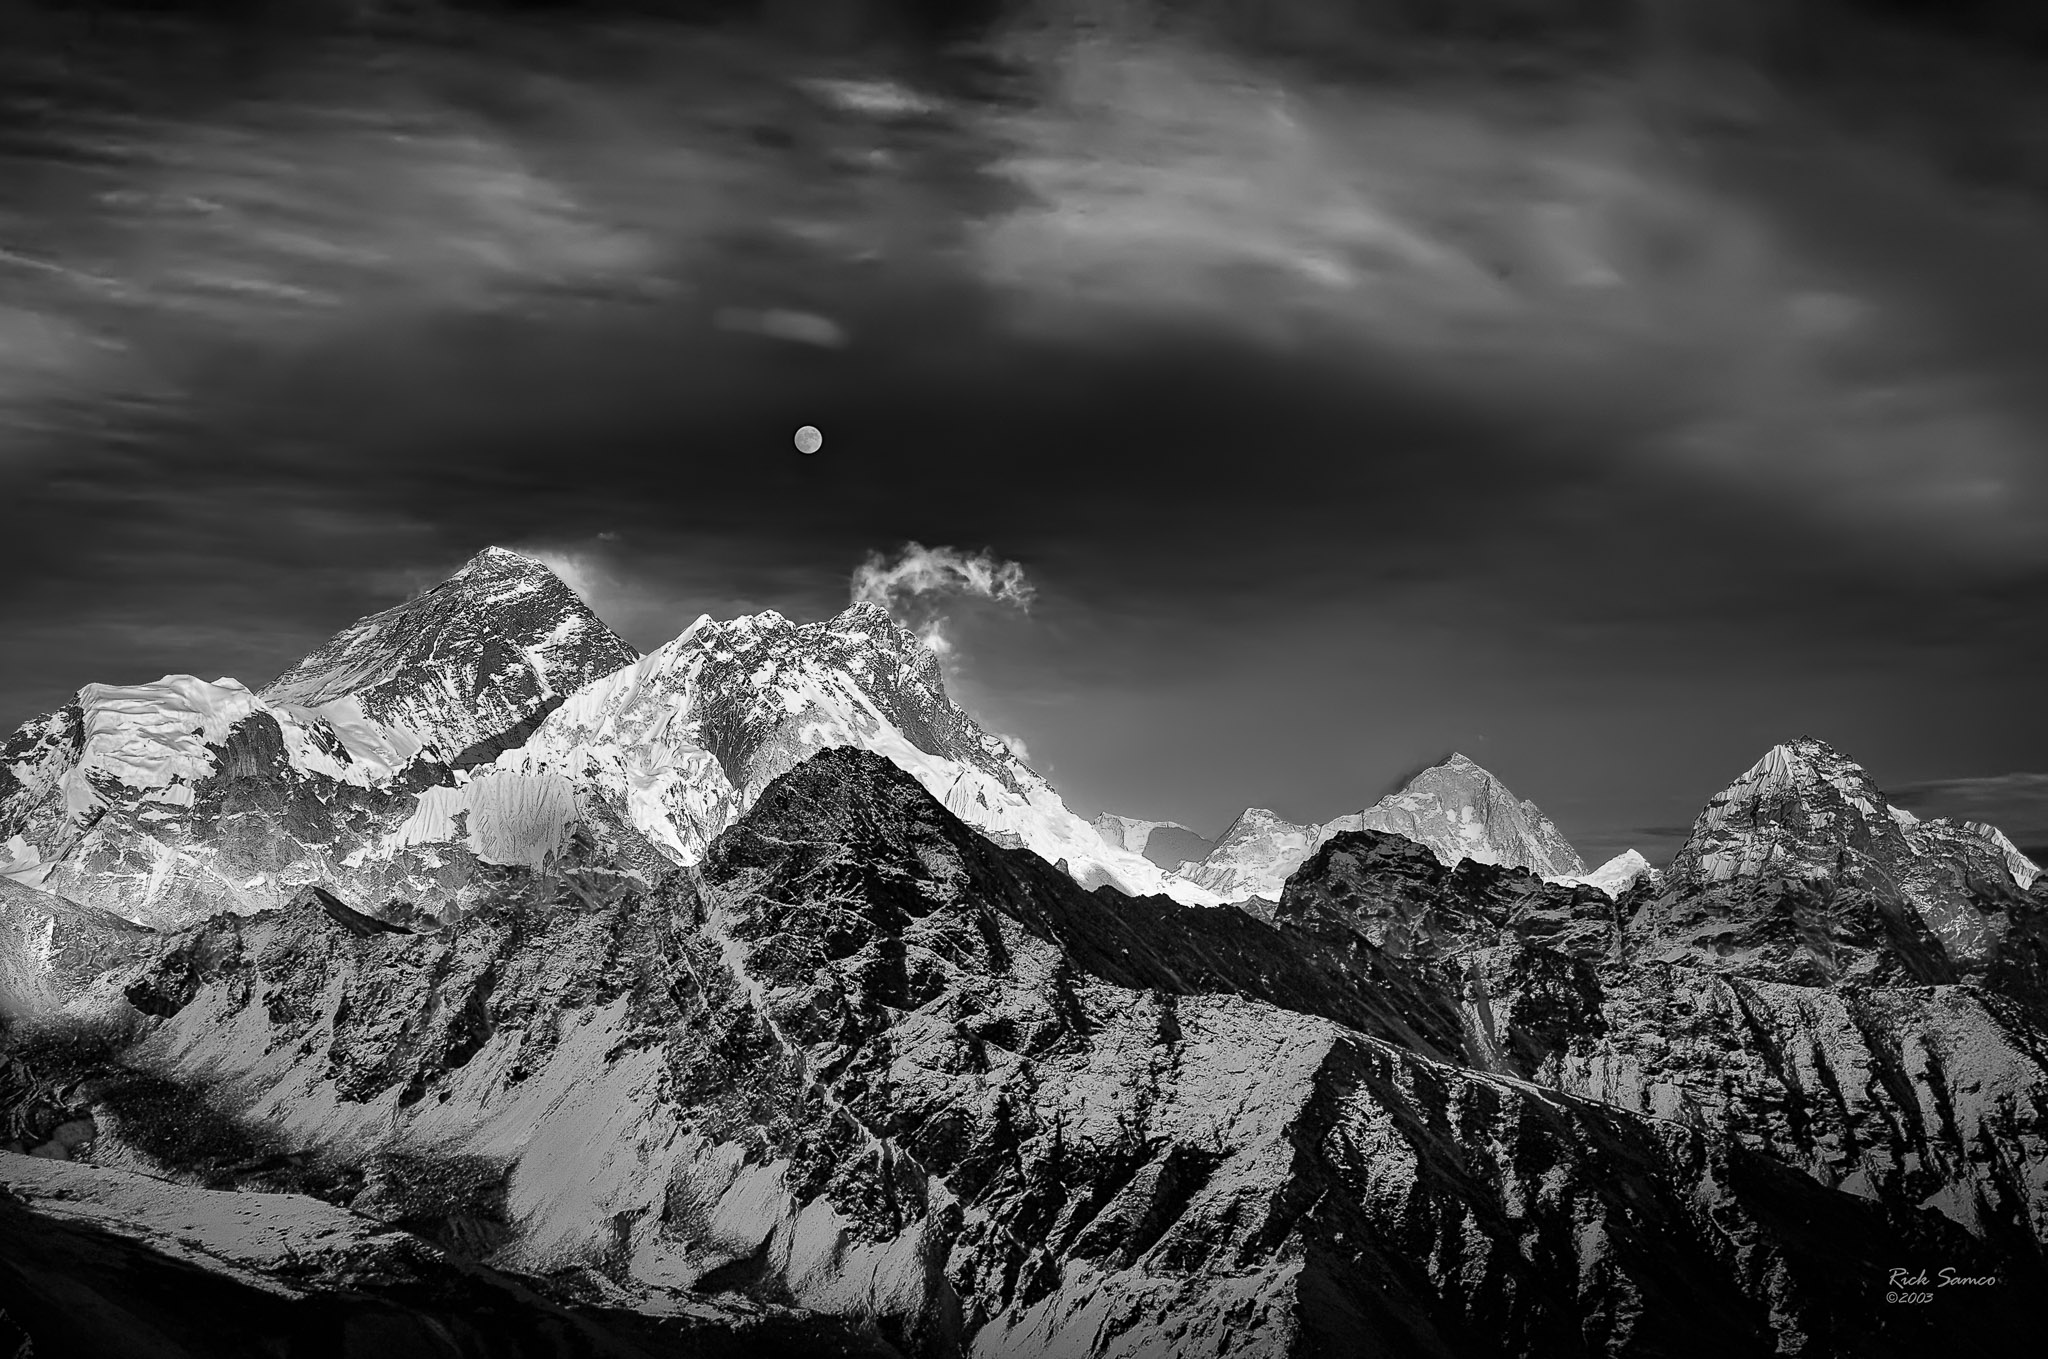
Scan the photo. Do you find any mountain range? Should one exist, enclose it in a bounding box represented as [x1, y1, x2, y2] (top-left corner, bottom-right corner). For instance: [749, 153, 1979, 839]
[0, 547, 2041, 1357]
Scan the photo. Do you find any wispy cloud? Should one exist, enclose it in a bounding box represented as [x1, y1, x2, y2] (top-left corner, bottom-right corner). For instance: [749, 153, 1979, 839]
[851, 542, 1036, 658]
[965, 8, 2048, 572]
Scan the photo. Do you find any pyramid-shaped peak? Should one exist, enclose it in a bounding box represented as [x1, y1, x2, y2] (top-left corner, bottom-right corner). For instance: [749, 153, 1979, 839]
[445, 545, 563, 584]
[1396, 752, 1507, 790]
[829, 600, 920, 643]
[1667, 737, 1905, 891]
[1421, 752, 1502, 780]
[261, 547, 638, 765]
[1695, 739, 1894, 833]
[836, 602, 936, 652]
[1229, 807, 1301, 831]
[1735, 738, 1879, 794]
[467, 545, 548, 570]
[1346, 751, 1585, 876]
[1769, 735, 1850, 760]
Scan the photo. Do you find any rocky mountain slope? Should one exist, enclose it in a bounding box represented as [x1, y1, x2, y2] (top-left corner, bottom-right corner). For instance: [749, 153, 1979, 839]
[260, 546, 642, 771]
[0, 1153, 889, 1359]
[0, 552, 2042, 1356]
[1636, 737, 2046, 987]
[0, 746, 2034, 1355]
[1177, 752, 1647, 904]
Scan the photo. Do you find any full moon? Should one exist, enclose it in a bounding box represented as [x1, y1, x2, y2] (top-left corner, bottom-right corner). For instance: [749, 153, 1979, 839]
[794, 425, 823, 455]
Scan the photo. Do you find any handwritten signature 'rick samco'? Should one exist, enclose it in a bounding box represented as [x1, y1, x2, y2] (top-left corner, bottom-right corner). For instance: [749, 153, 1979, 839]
[1889, 1269, 2001, 1288]
[1886, 1267, 2002, 1303]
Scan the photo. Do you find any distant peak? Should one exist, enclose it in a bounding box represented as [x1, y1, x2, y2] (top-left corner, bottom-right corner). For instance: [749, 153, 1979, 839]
[1223, 807, 1303, 835]
[1405, 751, 1502, 787]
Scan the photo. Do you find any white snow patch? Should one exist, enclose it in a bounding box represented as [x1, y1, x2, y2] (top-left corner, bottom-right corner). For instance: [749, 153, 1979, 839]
[390, 771, 581, 868]
[61, 676, 264, 815]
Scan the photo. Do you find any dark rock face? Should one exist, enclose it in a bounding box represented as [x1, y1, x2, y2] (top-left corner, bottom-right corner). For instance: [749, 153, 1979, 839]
[259, 546, 639, 766]
[1276, 829, 1620, 962]
[0, 704, 82, 849]
[1, 747, 2041, 1356]
[1638, 738, 2040, 993]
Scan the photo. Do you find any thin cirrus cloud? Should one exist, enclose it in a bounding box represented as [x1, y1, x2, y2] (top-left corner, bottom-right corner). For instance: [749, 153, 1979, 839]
[964, 13, 2048, 574]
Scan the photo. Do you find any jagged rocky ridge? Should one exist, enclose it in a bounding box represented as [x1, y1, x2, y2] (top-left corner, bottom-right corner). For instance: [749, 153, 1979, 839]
[1, 745, 2039, 1356]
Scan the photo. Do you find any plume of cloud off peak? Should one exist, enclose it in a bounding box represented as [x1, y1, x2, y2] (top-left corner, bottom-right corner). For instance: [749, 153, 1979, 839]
[852, 541, 1038, 761]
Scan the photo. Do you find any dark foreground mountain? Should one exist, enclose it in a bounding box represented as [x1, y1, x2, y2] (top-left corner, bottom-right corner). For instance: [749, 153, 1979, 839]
[1, 747, 2036, 1356]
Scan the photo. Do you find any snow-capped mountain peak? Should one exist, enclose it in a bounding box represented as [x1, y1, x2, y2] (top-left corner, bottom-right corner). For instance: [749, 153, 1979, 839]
[1667, 736, 1908, 889]
[1089, 812, 1213, 870]
[1552, 847, 1660, 898]
[1321, 751, 1587, 878]
[480, 602, 1218, 902]
[259, 546, 639, 769]
[1178, 753, 1588, 904]
[1174, 807, 1317, 901]
[1625, 737, 2047, 992]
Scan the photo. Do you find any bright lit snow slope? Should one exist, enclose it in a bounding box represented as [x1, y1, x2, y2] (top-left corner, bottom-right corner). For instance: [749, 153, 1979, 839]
[488, 596, 1215, 901]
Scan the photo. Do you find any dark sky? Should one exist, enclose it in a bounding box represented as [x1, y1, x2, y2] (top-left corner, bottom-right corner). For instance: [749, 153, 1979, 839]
[4, 0, 2047, 865]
